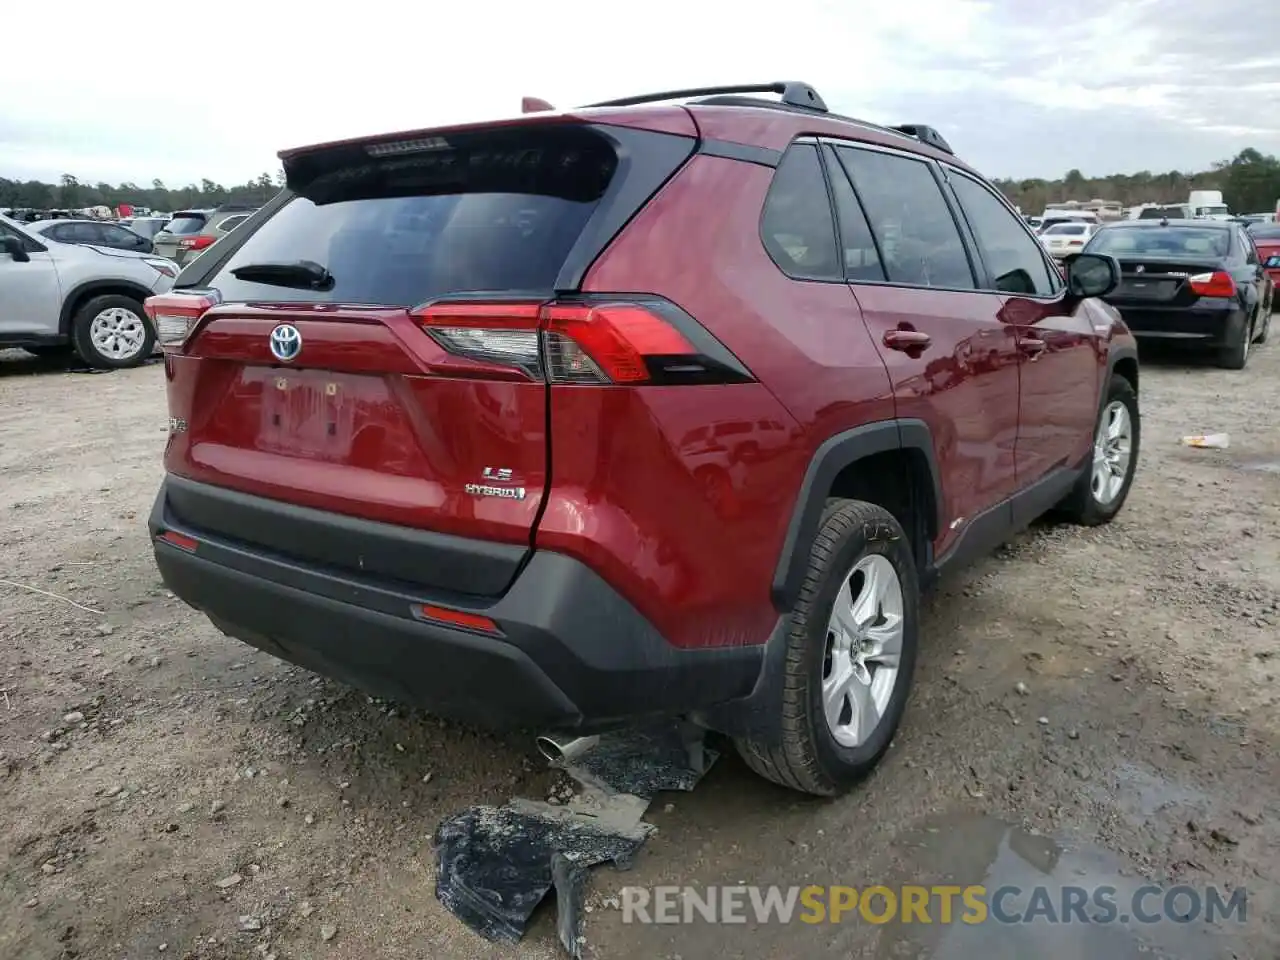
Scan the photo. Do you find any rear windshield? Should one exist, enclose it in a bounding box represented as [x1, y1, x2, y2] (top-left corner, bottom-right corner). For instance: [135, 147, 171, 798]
[1088, 226, 1231, 258]
[207, 127, 619, 306]
[165, 215, 208, 235]
[1137, 207, 1186, 220]
[1045, 224, 1087, 236]
[1248, 224, 1280, 240]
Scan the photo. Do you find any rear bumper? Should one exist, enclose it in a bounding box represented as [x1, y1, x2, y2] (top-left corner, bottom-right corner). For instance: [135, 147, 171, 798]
[1109, 300, 1246, 347]
[149, 477, 764, 730]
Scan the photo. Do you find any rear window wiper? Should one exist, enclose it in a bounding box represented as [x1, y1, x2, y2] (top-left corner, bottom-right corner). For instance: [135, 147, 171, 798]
[229, 260, 335, 291]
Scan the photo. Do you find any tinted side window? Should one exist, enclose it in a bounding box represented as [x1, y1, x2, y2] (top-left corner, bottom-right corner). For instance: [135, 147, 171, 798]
[217, 215, 249, 233]
[760, 143, 841, 282]
[822, 145, 886, 282]
[834, 147, 974, 289]
[948, 172, 1057, 295]
[58, 223, 96, 243]
[1238, 229, 1257, 264]
[0, 221, 39, 251]
[100, 225, 131, 246]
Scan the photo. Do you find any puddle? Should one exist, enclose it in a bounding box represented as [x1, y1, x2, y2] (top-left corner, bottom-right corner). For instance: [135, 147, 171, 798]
[874, 813, 1233, 960]
[1106, 761, 1210, 819]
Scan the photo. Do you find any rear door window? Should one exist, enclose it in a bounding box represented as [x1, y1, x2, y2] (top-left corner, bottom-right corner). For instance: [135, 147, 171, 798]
[947, 171, 1058, 295]
[60, 222, 99, 243]
[759, 143, 841, 282]
[833, 146, 975, 289]
[821, 145, 886, 282]
[207, 127, 621, 306]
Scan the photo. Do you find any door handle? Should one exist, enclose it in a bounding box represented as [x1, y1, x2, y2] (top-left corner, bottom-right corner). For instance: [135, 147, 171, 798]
[883, 329, 932, 352]
[1018, 336, 1047, 358]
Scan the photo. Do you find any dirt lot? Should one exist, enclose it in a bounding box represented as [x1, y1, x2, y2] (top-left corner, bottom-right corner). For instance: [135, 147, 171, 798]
[1, 341, 1277, 960]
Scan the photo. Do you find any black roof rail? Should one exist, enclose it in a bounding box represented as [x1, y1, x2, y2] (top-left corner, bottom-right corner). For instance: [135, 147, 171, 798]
[583, 81, 828, 113]
[891, 124, 954, 155]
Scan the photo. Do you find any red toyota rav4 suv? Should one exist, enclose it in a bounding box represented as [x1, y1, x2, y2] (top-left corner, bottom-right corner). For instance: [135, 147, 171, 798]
[147, 82, 1140, 796]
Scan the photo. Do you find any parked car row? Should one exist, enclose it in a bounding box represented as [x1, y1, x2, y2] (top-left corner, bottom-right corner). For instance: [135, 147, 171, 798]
[0, 203, 259, 267]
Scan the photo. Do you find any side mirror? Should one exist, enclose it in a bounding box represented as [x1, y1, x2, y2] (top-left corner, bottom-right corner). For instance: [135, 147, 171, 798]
[1, 235, 31, 262]
[1063, 252, 1119, 299]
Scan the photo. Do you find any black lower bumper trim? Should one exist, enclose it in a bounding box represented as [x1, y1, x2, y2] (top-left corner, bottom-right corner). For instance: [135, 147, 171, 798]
[150, 479, 765, 730]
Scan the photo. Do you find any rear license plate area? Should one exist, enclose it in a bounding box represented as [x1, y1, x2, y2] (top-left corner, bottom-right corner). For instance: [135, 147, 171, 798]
[1117, 279, 1173, 299]
[254, 369, 376, 460]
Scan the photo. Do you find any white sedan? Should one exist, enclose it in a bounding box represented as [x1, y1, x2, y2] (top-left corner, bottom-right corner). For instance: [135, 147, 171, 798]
[1040, 221, 1098, 259]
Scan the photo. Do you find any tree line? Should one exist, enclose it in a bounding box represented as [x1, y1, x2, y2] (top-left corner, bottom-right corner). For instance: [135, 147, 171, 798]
[0, 171, 286, 212]
[3, 147, 1279, 217]
[993, 148, 1280, 216]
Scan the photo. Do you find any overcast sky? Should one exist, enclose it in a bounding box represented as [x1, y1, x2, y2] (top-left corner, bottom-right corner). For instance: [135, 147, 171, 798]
[3, 0, 1278, 187]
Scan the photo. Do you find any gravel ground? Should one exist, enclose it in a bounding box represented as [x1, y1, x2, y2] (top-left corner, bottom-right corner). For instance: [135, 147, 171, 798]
[0, 340, 1276, 960]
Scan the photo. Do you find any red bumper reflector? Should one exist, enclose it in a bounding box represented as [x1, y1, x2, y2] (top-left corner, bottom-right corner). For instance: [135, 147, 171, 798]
[416, 603, 501, 636]
[157, 530, 199, 552]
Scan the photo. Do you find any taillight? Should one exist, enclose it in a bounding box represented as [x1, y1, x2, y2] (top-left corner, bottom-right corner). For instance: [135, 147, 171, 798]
[412, 297, 753, 386]
[178, 235, 217, 251]
[1187, 271, 1236, 298]
[144, 290, 220, 346]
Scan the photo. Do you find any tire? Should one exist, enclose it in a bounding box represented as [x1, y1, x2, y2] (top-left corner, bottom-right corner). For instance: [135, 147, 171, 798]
[734, 500, 920, 796]
[70, 295, 155, 370]
[1058, 374, 1140, 526]
[1219, 313, 1251, 369]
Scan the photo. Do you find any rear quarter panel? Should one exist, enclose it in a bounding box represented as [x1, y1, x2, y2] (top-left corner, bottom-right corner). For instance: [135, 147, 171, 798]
[558, 154, 893, 649]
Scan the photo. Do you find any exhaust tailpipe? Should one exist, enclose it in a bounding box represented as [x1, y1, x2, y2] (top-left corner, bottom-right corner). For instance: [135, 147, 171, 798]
[535, 733, 599, 765]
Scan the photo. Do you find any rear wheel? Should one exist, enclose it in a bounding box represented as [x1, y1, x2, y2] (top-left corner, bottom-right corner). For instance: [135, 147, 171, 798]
[734, 500, 919, 796]
[1219, 313, 1252, 369]
[1058, 374, 1139, 526]
[70, 295, 155, 369]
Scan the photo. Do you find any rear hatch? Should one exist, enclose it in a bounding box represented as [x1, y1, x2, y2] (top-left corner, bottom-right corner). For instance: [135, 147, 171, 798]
[154, 211, 209, 262]
[1106, 259, 1228, 307]
[1042, 224, 1091, 257]
[1091, 225, 1235, 308]
[153, 118, 696, 594]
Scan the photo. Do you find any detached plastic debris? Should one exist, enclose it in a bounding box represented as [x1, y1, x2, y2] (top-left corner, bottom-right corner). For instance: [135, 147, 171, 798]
[1180, 433, 1230, 449]
[434, 723, 718, 957]
[548, 723, 718, 800]
[435, 798, 650, 951]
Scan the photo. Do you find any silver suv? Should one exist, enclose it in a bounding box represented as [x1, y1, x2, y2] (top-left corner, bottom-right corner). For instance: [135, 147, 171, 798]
[0, 214, 178, 368]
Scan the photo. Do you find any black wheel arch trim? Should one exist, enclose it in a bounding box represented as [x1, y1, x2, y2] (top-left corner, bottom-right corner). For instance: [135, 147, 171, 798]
[58, 280, 155, 335]
[1104, 341, 1139, 396]
[770, 418, 942, 613]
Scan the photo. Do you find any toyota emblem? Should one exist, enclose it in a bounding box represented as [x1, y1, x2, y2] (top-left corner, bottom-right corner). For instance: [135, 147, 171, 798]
[269, 324, 302, 362]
